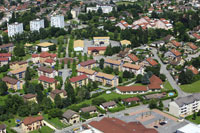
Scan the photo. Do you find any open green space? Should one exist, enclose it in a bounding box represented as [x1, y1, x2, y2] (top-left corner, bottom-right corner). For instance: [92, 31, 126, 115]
[43, 114, 68, 129]
[180, 80, 200, 93]
[0, 95, 8, 106]
[30, 126, 54, 133]
[163, 81, 174, 90]
[186, 113, 200, 124]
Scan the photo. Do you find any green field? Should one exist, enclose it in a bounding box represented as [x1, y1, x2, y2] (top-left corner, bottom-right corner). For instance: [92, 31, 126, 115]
[30, 126, 54, 133]
[180, 80, 200, 93]
[163, 81, 174, 90]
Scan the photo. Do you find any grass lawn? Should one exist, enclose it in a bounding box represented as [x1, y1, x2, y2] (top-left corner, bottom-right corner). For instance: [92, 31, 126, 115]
[163, 81, 173, 90]
[185, 113, 200, 124]
[23, 54, 32, 60]
[0, 95, 8, 106]
[43, 114, 68, 129]
[180, 80, 200, 93]
[30, 126, 54, 133]
[133, 83, 144, 86]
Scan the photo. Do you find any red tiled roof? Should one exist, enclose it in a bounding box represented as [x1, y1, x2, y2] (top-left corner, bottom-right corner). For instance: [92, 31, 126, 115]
[40, 52, 50, 58]
[149, 75, 163, 85]
[79, 60, 96, 67]
[69, 75, 88, 82]
[0, 43, 14, 49]
[50, 54, 57, 58]
[23, 94, 37, 99]
[128, 54, 139, 62]
[32, 54, 39, 58]
[2, 76, 18, 85]
[170, 49, 181, 57]
[88, 47, 107, 51]
[117, 86, 148, 92]
[23, 116, 43, 125]
[171, 40, 181, 47]
[122, 97, 140, 102]
[89, 117, 157, 133]
[188, 42, 198, 50]
[187, 65, 199, 75]
[0, 58, 9, 61]
[146, 57, 158, 66]
[192, 33, 200, 39]
[148, 83, 161, 90]
[0, 53, 11, 57]
[39, 76, 56, 83]
[45, 58, 55, 64]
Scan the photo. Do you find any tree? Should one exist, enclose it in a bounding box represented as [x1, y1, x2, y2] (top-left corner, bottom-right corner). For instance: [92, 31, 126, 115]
[99, 58, 104, 69]
[84, 53, 88, 61]
[0, 80, 8, 95]
[48, 108, 63, 118]
[78, 53, 82, 62]
[37, 46, 41, 53]
[13, 45, 25, 57]
[67, 60, 71, 68]
[65, 80, 75, 103]
[149, 99, 157, 109]
[61, 60, 65, 69]
[54, 94, 63, 109]
[25, 67, 31, 81]
[36, 90, 44, 104]
[92, 97, 106, 105]
[197, 110, 200, 116]
[136, 74, 143, 83]
[158, 100, 164, 109]
[103, 66, 113, 74]
[159, 74, 166, 81]
[97, 7, 103, 14]
[18, 105, 30, 117]
[193, 112, 196, 120]
[179, 70, 194, 84]
[67, 12, 73, 19]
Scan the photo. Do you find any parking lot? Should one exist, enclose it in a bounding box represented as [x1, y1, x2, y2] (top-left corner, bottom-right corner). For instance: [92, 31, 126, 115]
[115, 109, 188, 133]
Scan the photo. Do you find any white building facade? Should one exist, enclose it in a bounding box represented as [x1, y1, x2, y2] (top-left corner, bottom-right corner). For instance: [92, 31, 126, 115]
[30, 19, 44, 32]
[50, 15, 65, 28]
[8, 22, 23, 37]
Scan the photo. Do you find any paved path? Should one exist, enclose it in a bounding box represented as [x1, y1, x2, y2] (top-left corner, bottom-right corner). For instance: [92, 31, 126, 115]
[65, 38, 70, 57]
[151, 48, 188, 97]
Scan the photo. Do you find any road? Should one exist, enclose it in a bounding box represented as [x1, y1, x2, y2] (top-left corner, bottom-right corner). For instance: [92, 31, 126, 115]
[151, 48, 188, 97]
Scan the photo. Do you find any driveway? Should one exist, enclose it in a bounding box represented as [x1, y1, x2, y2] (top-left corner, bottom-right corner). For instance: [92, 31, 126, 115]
[151, 48, 188, 97]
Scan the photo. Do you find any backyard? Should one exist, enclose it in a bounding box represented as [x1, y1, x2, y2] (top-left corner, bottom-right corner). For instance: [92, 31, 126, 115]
[186, 113, 200, 124]
[30, 126, 54, 133]
[180, 80, 200, 93]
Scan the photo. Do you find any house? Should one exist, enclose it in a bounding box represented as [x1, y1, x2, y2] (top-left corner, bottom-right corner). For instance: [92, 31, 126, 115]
[32, 52, 57, 64]
[166, 49, 182, 58]
[44, 58, 56, 66]
[104, 59, 122, 71]
[122, 63, 144, 75]
[36, 42, 54, 52]
[38, 66, 58, 78]
[77, 60, 96, 69]
[39, 76, 57, 90]
[2, 76, 23, 90]
[187, 65, 199, 75]
[60, 57, 76, 65]
[0, 53, 12, 60]
[191, 33, 200, 41]
[69, 75, 89, 88]
[0, 43, 14, 52]
[150, 40, 165, 47]
[163, 35, 175, 43]
[122, 97, 140, 105]
[86, 117, 157, 133]
[9, 61, 28, 70]
[87, 47, 107, 55]
[93, 37, 110, 45]
[185, 42, 198, 53]
[80, 106, 97, 115]
[71, 8, 80, 18]
[62, 110, 80, 125]
[120, 40, 131, 46]
[115, 20, 130, 30]
[49, 89, 67, 102]
[77, 67, 96, 81]
[0, 124, 6, 133]
[31, 54, 39, 63]
[149, 75, 163, 91]
[144, 93, 166, 100]
[127, 54, 139, 63]
[95, 72, 118, 87]
[0, 58, 9, 67]
[9, 67, 27, 79]
[176, 123, 200, 133]
[169, 93, 200, 117]
[170, 40, 181, 48]
[21, 116, 44, 133]
[74, 40, 84, 51]
[146, 57, 158, 66]
[23, 94, 37, 103]
[100, 101, 117, 110]
[116, 86, 148, 94]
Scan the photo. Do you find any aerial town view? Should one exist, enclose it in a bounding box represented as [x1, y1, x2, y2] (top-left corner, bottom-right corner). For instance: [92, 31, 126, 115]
[0, 0, 200, 132]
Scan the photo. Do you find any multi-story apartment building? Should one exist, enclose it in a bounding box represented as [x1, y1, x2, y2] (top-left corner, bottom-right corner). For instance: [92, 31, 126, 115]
[169, 93, 200, 117]
[104, 59, 122, 71]
[38, 66, 58, 78]
[30, 18, 44, 32]
[50, 15, 65, 28]
[8, 22, 23, 37]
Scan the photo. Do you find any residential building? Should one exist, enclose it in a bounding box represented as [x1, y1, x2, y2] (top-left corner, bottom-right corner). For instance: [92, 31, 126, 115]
[69, 75, 89, 88]
[84, 117, 157, 133]
[116, 86, 148, 94]
[77, 67, 97, 81]
[0, 57, 9, 67]
[36, 42, 54, 52]
[9, 67, 27, 79]
[144, 93, 166, 100]
[77, 60, 96, 69]
[150, 40, 165, 47]
[62, 110, 80, 125]
[122, 97, 140, 105]
[104, 59, 122, 71]
[0, 53, 11, 60]
[71, 8, 80, 18]
[100, 101, 117, 111]
[149, 75, 163, 91]
[21, 116, 44, 133]
[185, 42, 198, 54]
[0, 124, 6, 133]
[115, 20, 131, 30]
[23, 94, 37, 103]
[32, 52, 57, 64]
[176, 123, 200, 133]
[9, 61, 28, 70]
[51, 15, 65, 28]
[95, 72, 118, 87]
[44, 58, 56, 66]
[122, 63, 144, 75]
[127, 54, 139, 63]
[74, 40, 84, 51]
[49, 89, 67, 102]
[93, 37, 110, 45]
[170, 40, 181, 48]
[146, 57, 158, 66]
[169, 93, 200, 117]
[80, 106, 97, 115]
[8, 22, 23, 37]
[191, 33, 200, 41]
[0, 43, 14, 52]
[38, 66, 58, 78]
[187, 65, 199, 75]
[120, 40, 131, 46]
[87, 5, 113, 14]
[2, 76, 23, 90]
[30, 18, 44, 31]
[165, 49, 181, 59]
[87, 47, 107, 55]
[39, 76, 57, 90]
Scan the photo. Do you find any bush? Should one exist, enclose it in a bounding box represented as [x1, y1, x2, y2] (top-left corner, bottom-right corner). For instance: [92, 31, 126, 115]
[108, 105, 125, 113]
[92, 97, 106, 105]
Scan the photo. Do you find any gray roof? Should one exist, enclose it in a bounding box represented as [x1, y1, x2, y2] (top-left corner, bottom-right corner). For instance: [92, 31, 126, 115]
[81, 106, 97, 113]
[102, 101, 116, 108]
[175, 93, 200, 107]
[62, 110, 77, 120]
